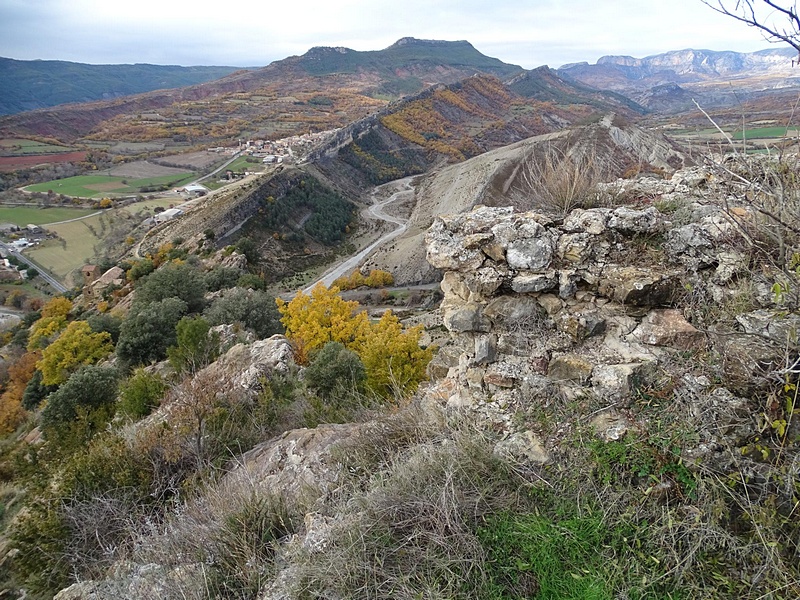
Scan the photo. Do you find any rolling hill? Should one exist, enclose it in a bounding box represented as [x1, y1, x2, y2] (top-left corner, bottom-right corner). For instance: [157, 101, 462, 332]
[0, 58, 243, 115]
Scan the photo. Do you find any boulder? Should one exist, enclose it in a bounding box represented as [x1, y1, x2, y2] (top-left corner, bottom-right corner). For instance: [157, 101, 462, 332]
[203, 335, 294, 392]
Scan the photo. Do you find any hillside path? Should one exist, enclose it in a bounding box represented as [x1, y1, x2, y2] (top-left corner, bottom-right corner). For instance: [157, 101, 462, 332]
[303, 177, 414, 293]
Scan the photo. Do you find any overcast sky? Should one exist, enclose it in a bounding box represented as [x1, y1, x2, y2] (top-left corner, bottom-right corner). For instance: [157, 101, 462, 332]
[0, 0, 791, 68]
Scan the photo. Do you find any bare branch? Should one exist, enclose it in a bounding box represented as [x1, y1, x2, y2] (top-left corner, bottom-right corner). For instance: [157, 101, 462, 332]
[701, 0, 800, 56]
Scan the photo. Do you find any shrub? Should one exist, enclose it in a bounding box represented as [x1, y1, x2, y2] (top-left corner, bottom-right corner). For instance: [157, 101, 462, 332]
[204, 288, 281, 339]
[40, 365, 119, 445]
[304, 341, 366, 399]
[116, 298, 187, 369]
[118, 369, 167, 419]
[134, 262, 205, 313]
[203, 265, 243, 292]
[167, 316, 220, 375]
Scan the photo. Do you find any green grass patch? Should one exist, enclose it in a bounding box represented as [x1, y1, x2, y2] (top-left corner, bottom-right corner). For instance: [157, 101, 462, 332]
[732, 126, 799, 140]
[25, 172, 195, 198]
[225, 155, 265, 173]
[478, 513, 610, 599]
[0, 206, 99, 226]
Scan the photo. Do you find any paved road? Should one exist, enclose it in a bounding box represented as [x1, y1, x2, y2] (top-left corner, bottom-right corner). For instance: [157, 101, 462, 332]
[303, 177, 414, 293]
[0, 242, 67, 293]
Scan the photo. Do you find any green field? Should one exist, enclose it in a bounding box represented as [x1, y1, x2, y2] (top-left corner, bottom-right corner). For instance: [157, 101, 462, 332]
[0, 138, 74, 156]
[26, 172, 195, 198]
[732, 126, 800, 140]
[26, 216, 105, 280]
[0, 206, 99, 226]
[226, 155, 266, 173]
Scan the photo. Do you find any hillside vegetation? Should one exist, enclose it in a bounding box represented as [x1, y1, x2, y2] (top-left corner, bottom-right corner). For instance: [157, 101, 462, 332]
[0, 58, 242, 116]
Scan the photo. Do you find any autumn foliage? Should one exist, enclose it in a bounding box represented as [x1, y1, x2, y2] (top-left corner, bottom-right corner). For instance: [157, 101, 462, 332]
[0, 352, 39, 433]
[276, 284, 432, 397]
[332, 269, 394, 290]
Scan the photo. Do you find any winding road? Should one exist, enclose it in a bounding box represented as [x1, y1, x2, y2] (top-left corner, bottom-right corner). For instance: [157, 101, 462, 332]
[303, 177, 414, 293]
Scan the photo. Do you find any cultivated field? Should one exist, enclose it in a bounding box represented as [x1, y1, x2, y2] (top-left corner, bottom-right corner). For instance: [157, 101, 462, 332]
[26, 171, 195, 198]
[120, 197, 179, 214]
[27, 217, 102, 279]
[0, 139, 74, 156]
[105, 161, 189, 179]
[0, 206, 99, 226]
[0, 151, 87, 173]
[155, 151, 224, 170]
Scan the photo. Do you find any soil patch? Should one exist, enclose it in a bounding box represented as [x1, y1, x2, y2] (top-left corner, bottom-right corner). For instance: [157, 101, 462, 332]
[0, 151, 87, 172]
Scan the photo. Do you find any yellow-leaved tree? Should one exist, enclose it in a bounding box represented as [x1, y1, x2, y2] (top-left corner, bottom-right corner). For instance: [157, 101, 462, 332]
[276, 284, 369, 364]
[38, 321, 113, 386]
[277, 284, 433, 398]
[359, 311, 433, 397]
[27, 297, 73, 350]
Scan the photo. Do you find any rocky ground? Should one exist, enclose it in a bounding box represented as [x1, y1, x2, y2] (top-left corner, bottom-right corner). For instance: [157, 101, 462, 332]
[52, 155, 800, 599]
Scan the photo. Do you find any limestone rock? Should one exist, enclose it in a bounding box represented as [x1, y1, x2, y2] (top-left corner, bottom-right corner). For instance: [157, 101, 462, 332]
[494, 430, 550, 464]
[232, 423, 356, 500]
[558, 309, 606, 341]
[484, 360, 522, 388]
[598, 266, 680, 307]
[204, 335, 294, 392]
[484, 295, 543, 326]
[511, 272, 558, 293]
[425, 219, 486, 272]
[474, 334, 497, 365]
[220, 250, 249, 270]
[548, 354, 593, 382]
[713, 333, 783, 392]
[427, 345, 463, 380]
[562, 208, 610, 234]
[632, 309, 705, 350]
[590, 409, 631, 441]
[443, 302, 491, 333]
[507, 228, 556, 271]
[736, 309, 800, 345]
[608, 206, 662, 234]
[592, 362, 656, 401]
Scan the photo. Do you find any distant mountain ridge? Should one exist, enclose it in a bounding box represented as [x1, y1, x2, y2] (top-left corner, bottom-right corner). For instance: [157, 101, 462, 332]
[560, 47, 795, 85]
[0, 38, 593, 145]
[0, 58, 243, 115]
[297, 37, 522, 79]
[558, 47, 798, 113]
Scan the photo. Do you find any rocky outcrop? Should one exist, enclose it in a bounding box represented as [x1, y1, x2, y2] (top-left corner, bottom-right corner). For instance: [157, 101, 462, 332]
[202, 334, 294, 392]
[418, 195, 781, 457]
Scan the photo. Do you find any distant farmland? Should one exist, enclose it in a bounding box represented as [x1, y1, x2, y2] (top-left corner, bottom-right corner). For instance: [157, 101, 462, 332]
[26, 172, 195, 198]
[0, 206, 99, 226]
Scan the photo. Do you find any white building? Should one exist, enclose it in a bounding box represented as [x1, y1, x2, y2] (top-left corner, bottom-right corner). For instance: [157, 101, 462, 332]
[154, 208, 184, 224]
